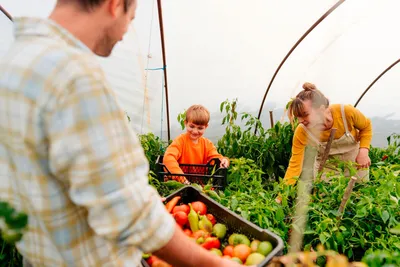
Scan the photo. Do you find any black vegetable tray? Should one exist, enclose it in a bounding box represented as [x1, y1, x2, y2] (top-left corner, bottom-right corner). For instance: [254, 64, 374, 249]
[142, 185, 284, 267]
[155, 155, 227, 189]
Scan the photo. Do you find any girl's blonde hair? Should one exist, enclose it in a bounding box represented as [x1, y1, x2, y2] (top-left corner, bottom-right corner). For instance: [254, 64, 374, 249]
[288, 82, 329, 123]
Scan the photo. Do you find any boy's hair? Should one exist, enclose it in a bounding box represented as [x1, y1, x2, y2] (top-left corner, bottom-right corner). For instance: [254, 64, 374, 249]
[185, 105, 210, 126]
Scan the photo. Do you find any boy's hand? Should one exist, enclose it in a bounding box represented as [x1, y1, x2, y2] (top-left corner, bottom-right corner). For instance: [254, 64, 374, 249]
[220, 158, 229, 168]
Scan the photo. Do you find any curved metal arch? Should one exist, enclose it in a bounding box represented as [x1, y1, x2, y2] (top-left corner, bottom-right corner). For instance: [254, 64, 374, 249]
[354, 59, 400, 107]
[0, 4, 13, 21]
[256, 0, 345, 124]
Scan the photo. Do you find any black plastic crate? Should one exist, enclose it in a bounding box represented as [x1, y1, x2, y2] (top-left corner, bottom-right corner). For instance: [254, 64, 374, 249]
[156, 155, 227, 189]
[142, 186, 284, 267]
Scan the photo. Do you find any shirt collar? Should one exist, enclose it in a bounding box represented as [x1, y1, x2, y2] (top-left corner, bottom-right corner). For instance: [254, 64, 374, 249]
[13, 17, 92, 54]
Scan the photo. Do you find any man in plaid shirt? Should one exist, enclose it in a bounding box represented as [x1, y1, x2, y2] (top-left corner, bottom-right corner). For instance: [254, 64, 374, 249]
[0, 0, 244, 266]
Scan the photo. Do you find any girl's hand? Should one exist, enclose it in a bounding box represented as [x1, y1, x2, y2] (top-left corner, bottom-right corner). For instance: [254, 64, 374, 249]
[356, 148, 371, 168]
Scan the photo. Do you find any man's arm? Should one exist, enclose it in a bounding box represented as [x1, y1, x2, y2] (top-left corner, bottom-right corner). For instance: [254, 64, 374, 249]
[154, 225, 244, 267]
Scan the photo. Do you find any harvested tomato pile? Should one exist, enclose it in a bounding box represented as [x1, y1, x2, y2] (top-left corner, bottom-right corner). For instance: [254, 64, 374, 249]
[145, 196, 274, 266]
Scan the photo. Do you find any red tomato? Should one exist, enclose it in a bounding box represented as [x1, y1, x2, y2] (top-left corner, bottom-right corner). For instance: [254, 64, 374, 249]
[183, 229, 192, 237]
[191, 201, 207, 215]
[173, 211, 188, 226]
[223, 245, 234, 257]
[146, 255, 158, 265]
[206, 214, 216, 225]
[191, 230, 211, 239]
[172, 204, 190, 215]
[201, 237, 221, 250]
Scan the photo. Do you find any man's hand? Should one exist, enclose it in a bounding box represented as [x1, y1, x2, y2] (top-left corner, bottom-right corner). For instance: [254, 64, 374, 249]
[154, 225, 256, 267]
[220, 158, 230, 168]
[356, 148, 371, 168]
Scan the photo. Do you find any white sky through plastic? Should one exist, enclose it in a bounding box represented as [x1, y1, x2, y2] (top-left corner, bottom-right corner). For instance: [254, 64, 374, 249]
[1, 0, 399, 147]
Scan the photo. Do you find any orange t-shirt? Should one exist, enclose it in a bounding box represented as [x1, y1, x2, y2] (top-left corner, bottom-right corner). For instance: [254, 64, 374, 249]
[163, 133, 226, 178]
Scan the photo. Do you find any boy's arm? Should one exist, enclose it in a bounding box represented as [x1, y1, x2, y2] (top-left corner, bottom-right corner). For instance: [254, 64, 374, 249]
[205, 139, 229, 164]
[163, 137, 189, 183]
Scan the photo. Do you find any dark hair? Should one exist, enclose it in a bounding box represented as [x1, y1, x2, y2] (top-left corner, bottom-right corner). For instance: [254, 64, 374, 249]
[58, 0, 134, 12]
[288, 82, 330, 123]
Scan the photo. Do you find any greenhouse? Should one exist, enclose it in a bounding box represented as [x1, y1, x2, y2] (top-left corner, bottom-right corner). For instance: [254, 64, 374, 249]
[0, 0, 399, 266]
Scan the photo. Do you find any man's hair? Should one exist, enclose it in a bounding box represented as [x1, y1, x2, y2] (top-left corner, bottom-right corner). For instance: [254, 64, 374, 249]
[58, 0, 135, 12]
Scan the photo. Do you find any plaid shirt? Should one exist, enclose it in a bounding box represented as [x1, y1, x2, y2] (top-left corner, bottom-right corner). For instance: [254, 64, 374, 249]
[0, 17, 175, 266]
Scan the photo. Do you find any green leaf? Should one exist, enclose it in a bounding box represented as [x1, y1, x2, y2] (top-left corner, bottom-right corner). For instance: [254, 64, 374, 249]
[0, 202, 13, 218]
[303, 229, 316, 235]
[335, 232, 344, 246]
[330, 210, 340, 217]
[241, 210, 249, 220]
[381, 210, 390, 223]
[6, 212, 28, 229]
[231, 198, 238, 210]
[349, 237, 359, 242]
[389, 224, 400, 235]
[347, 248, 353, 259]
[355, 206, 367, 218]
[360, 236, 365, 249]
[319, 233, 327, 244]
[275, 208, 284, 222]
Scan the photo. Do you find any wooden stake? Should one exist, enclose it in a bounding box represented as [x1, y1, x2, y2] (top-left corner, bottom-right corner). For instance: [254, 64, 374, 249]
[337, 176, 358, 220]
[156, 0, 171, 141]
[318, 128, 337, 173]
[269, 110, 274, 129]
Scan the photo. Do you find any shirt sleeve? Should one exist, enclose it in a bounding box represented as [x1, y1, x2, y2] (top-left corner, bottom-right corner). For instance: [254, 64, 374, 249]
[46, 67, 175, 253]
[284, 126, 308, 184]
[345, 105, 373, 149]
[163, 136, 185, 175]
[205, 139, 227, 163]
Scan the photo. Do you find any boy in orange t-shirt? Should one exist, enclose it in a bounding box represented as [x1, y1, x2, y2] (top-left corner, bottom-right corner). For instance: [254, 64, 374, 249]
[163, 105, 229, 184]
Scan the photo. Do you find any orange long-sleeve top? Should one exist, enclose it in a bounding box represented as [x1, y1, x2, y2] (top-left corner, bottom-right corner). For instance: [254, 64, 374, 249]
[163, 133, 226, 175]
[284, 104, 372, 183]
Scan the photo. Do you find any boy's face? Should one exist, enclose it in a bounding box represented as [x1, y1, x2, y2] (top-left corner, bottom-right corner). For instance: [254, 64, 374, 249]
[185, 121, 208, 141]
